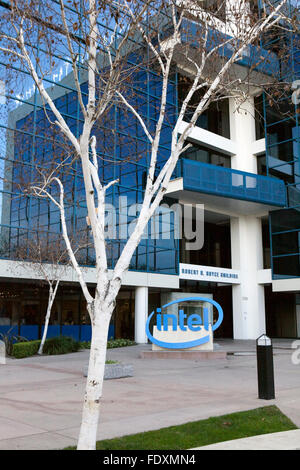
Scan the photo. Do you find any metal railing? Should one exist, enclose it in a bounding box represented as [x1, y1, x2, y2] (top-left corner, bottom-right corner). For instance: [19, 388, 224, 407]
[177, 158, 287, 207]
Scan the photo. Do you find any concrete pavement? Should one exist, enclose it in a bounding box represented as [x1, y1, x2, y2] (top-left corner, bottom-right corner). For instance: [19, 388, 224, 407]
[194, 429, 300, 450]
[0, 339, 299, 450]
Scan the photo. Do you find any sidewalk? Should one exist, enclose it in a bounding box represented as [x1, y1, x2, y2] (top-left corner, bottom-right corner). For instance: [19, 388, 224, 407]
[0, 340, 299, 450]
[194, 429, 300, 450]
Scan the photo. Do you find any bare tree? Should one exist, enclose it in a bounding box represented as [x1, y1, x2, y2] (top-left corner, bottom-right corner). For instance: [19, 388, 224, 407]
[15, 233, 71, 354]
[0, 0, 296, 449]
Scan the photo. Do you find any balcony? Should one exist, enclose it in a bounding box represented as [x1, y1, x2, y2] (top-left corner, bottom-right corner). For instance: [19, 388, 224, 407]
[167, 159, 287, 216]
[182, 18, 280, 77]
[181, 159, 286, 206]
[162, 17, 280, 84]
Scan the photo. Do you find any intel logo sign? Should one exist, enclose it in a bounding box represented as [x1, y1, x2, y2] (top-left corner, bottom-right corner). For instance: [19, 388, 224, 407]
[146, 297, 223, 349]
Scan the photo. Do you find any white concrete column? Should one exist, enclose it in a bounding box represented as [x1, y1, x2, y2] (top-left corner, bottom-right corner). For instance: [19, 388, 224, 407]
[231, 215, 266, 339]
[229, 96, 257, 173]
[229, 95, 266, 339]
[134, 287, 148, 344]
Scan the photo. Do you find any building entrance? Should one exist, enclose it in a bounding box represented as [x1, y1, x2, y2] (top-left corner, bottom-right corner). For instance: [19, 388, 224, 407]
[213, 285, 233, 338]
[265, 286, 298, 338]
[114, 290, 135, 340]
[178, 281, 233, 338]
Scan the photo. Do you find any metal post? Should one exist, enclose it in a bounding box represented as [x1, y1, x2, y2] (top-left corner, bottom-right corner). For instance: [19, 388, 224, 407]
[256, 334, 275, 400]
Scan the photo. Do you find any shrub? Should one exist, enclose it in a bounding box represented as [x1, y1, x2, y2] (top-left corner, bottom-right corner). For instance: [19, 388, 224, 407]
[12, 336, 81, 358]
[43, 336, 81, 355]
[12, 340, 41, 359]
[80, 339, 136, 350]
[107, 338, 136, 349]
[12, 336, 135, 358]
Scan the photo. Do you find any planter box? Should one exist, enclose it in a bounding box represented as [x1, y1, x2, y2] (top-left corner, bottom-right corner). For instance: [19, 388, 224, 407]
[140, 350, 227, 360]
[83, 363, 134, 380]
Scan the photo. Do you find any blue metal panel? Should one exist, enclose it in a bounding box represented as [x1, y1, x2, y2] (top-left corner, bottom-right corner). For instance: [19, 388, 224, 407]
[61, 325, 80, 340]
[20, 325, 39, 341]
[41, 325, 60, 339]
[180, 159, 287, 207]
[0, 325, 18, 338]
[80, 325, 91, 342]
[108, 325, 115, 340]
[80, 325, 115, 342]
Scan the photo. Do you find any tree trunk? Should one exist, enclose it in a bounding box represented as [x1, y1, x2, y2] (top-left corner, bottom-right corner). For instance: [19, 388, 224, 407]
[38, 281, 59, 355]
[77, 306, 111, 450]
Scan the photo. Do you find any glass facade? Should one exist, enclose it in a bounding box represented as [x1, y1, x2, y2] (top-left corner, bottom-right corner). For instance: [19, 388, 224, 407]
[265, 286, 298, 338]
[261, 0, 300, 279]
[0, 281, 116, 341]
[181, 141, 231, 168]
[180, 220, 231, 269]
[0, 2, 179, 276]
[178, 76, 230, 139]
[270, 208, 300, 278]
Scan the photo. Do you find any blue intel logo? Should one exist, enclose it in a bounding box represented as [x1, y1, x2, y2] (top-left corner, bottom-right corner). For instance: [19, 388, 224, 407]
[146, 297, 223, 349]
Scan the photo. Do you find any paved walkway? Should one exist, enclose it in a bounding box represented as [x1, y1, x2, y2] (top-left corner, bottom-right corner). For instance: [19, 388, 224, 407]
[194, 429, 300, 450]
[0, 339, 299, 450]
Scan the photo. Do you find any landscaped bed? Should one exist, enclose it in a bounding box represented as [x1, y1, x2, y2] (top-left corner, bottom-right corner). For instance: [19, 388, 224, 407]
[80, 338, 136, 350]
[3, 336, 136, 358]
[64, 406, 297, 450]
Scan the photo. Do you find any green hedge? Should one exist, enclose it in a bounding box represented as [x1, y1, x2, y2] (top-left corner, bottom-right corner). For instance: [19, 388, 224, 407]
[12, 336, 136, 358]
[80, 338, 136, 350]
[12, 336, 81, 358]
[43, 336, 81, 355]
[12, 340, 41, 359]
[107, 338, 136, 349]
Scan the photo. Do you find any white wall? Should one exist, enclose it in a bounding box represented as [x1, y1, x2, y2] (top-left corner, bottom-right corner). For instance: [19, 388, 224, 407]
[231, 215, 266, 339]
[0, 259, 179, 289]
[229, 96, 266, 339]
[229, 96, 257, 173]
[134, 287, 148, 344]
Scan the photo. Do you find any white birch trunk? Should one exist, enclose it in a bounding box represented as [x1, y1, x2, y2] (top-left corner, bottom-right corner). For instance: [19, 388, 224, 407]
[77, 302, 112, 450]
[38, 281, 60, 355]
